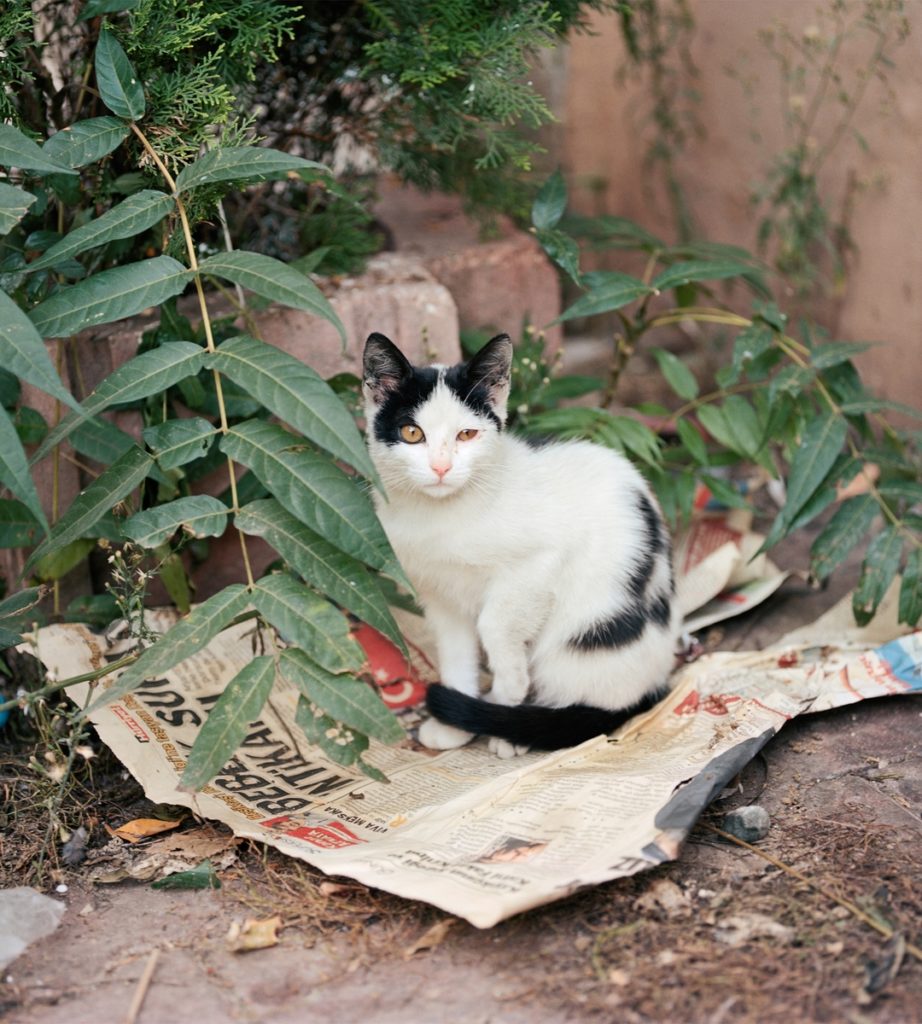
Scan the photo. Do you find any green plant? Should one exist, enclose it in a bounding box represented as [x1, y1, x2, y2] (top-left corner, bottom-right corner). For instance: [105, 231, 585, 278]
[531, 171, 922, 627]
[1, 24, 410, 783]
[739, 0, 910, 296]
[246, 0, 615, 224]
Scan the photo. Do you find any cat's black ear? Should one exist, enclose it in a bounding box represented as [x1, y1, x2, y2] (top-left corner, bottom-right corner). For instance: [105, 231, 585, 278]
[363, 332, 412, 403]
[466, 333, 513, 414]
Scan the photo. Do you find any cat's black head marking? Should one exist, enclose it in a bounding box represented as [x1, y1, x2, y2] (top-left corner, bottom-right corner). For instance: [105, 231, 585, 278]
[363, 333, 512, 442]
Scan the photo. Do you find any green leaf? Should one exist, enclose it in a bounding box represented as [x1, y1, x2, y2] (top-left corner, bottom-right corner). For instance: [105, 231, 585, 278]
[898, 548, 922, 626]
[532, 170, 567, 230]
[699, 474, 749, 510]
[122, 495, 228, 549]
[151, 860, 221, 891]
[759, 456, 861, 553]
[64, 593, 120, 627]
[731, 323, 774, 382]
[769, 364, 815, 405]
[158, 549, 191, 613]
[839, 398, 922, 421]
[295, 695, 368, 767]
[33, 341, 205, 461]
[721, 395, 763, 460]
[70, 416, 137, 466]
[676, 418, 708, 464]
[852, 527, 903, 626]
[15, 407, 48, 446]
[28, 191, 172, 273]
[564, 214, 664, 250]
[598, 415, 662, 466]
[42, 117, 130, 169]
[0, 586, 44, 621]
[651, 259, 755, 292]
[651, 348, 698, 400]
[540, 375, 603, 402]
[783, 413, 848, 526]
[0, 183, 36, 236]
[26, 446, 153, 571]
[175, 147, 328, 193]
[221, 420, 399, 579]
[810, 341, 874, 369]
[95, 28, 145, 120]
[696, 404, 737, 453]
[877, 481, 922, 505]
[0, 123, 77, 176]
[197, 252, 344, 343]
[810, 495, 878, 581]
[28, 256, 190, 340]
[252, 572, 365, 674]
[0, 290, 82, 413]
[31, 536, 96, 581]
[143, 418, 216, 470]
[535, 227, 581, 285]
[0, 405, 49, 533]
[0, 500, 42, 548]
[280, 648, 403, 744]
[210, 335, 374, 480]
[82, 584, 249, 715]
[234, 498, 404, 650]
[180, 656, 276, 791]
[78, 0, 141, 20]
[0, 369, 20, 409]
[555, 272, 654, 323]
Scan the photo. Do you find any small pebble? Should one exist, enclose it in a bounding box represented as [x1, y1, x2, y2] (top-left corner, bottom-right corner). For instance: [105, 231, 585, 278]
[722, 804, 771, 843]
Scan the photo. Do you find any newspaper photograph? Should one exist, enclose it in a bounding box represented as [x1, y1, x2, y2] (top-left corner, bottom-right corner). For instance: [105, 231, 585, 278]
[22, 514, 922, 928]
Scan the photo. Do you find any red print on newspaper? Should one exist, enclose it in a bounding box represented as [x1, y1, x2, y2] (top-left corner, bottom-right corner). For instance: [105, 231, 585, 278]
[260, 815, 367, 849]
[673, 690, 743, 717]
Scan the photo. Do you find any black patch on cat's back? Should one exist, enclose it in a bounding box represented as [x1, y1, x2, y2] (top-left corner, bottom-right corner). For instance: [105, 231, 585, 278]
[570, 489, 675, 652]
[572, 605, 648, 650]
[372, 367, 441, 445]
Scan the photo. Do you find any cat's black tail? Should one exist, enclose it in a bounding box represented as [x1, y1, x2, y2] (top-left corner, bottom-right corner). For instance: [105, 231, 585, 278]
[425, 684, 667, 751]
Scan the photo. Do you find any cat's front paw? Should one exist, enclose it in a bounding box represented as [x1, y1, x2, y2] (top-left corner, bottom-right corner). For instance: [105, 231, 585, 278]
[419, 717, 475, 751]
[488, 736, 531, 759]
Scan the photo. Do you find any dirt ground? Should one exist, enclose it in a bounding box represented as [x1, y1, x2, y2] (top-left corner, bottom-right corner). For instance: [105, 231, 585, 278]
[3, 530, 921, 1024]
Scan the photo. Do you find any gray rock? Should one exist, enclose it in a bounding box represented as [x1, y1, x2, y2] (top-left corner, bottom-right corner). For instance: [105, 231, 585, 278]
[722, 804, 771, 843]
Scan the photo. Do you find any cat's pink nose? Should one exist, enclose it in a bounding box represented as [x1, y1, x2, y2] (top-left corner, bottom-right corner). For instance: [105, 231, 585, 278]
[431, 462, 451, 480]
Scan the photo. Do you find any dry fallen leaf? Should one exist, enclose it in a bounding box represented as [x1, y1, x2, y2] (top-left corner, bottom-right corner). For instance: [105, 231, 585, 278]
[403, 918, 456, 959]
[143, 827, 239, 861]
[633, 878, 689, 917]
[714, 912, 794, 948]
[319, 881, 359, 897]
[106, 818, 183, 843]
[227, 915, 282, 953]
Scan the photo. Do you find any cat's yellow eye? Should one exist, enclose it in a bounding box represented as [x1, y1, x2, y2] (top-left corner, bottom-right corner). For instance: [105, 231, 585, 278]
[457, 428, 479, 442]
[400, 424, 425, 444]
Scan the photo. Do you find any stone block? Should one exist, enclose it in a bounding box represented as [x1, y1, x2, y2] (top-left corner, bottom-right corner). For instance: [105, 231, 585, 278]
[250, 252, 460, 374]
[374, 181, 562, 351]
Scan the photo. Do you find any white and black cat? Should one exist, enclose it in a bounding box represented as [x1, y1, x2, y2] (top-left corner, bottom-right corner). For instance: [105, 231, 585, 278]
[362, 332, 681, 758]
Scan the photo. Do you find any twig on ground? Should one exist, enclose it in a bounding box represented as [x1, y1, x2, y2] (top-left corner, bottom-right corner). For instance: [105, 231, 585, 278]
[124, 948, 160, 1024]
[703, 823, 922, 962]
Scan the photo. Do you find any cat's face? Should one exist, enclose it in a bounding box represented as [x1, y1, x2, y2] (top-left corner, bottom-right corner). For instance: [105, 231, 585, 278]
[362, 333, 512, 499]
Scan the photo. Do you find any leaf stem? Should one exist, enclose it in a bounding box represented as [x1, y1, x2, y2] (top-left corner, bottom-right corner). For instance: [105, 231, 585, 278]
[0, 651, 139, 715]
[130, 124, 255, 589]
